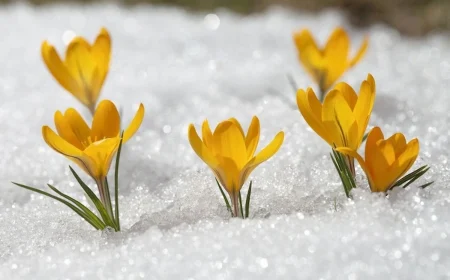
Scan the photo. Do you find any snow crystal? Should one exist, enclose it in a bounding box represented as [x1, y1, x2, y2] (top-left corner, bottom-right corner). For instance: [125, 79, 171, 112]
[0, 3, 449, 279]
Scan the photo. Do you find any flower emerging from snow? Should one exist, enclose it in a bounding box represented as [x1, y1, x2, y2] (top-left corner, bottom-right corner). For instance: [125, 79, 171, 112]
[42, 100, 144, 204]
[293, 27, 368, 100]
[42, 28, 111, 115]
[188, 116, 284, 217]
[297, 74, 375, 152]
[337, 127, 421, 192]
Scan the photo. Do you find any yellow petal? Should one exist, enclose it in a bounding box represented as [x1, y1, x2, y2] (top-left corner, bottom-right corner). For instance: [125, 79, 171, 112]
[333, 82, 357, 110]
[349, 36, 369, 67]
[211, 121, 248, 169]
[396, 138, 419, 172]
[42, 126, 93, 177]
[188, 124, 219, 169]
[245, 116, 260, 159]
[54, 110, 84, 150]
[41, 41, 84, 104]
[241, 131, 284, 183]
[353, 78, 375, 141]
[364, 127, 384, 169]
[64, 37, 96, 103]
[293, 29, 324, 83]
[366, 73, 376, 93]
[297, 88, 329, 144]
[386, 133, 407, 157]
[82, 138, 120, 180]
[323, 27, 350, 89]
[228, 118, 245, 138]
[201, 119, 213, 148]
[322, 90, 359, 149]
[91, 100, 120, 141]
[63, 108, 91, 147]
[123, 103, 145, 143]
[216, 155, 241, 194]
[90, 28, 111, 104]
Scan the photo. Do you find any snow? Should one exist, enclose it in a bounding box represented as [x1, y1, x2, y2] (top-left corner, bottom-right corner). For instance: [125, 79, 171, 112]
[0, 3, 450, 279]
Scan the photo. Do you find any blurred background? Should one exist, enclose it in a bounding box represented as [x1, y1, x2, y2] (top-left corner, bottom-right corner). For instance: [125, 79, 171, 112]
[6, 0, 450, 36]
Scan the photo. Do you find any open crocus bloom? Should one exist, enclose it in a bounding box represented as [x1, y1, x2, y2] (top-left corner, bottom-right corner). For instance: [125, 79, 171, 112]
[297, 73, 375, 152]
[42, 27, 111, 114]
[188, 116, 284, 216]
[337, 127, 420, 192]
[293, 27, 368, 94]
[42, 99, 144, 187]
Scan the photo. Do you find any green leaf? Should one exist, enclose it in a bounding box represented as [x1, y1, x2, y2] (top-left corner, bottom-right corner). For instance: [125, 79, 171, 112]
[330, 149, 356, 198]
[114, 132, 124, 231]
[238, 191, 244, 218]
[103, 178, 117, 230]
[12, 182, 101, 230]
[391, 165, 429, 188]
[69, 166, 115, 227]
[244, 180, 252, 219]
[47, 184, 105, 229]
[418, 181, 434, 189]
[215, 178, 232, 214]
[362, 132, 369, 143]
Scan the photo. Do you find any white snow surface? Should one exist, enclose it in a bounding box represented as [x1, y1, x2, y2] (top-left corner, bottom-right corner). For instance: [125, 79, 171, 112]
[0, 3, 450, 279]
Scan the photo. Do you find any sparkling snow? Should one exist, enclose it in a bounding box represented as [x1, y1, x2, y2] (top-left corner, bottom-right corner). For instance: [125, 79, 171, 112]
[0, 3, 450, 279]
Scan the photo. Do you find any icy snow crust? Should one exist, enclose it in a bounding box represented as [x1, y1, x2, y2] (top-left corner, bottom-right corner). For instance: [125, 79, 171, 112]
[0, 3, 449, 279]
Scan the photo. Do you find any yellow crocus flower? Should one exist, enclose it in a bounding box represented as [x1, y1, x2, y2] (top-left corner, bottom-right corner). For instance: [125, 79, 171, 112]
[42, 99, 144, 204]
[337, 127, 420, 192]
[297, 73, 375, 151]
[188, 116, 284, 217]
[41, 28, 111, 114]
[293, 27, 369, 98]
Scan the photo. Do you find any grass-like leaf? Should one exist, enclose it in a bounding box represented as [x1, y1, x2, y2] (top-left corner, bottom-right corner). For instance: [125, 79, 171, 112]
[114, 132, 124, 231]
[362, 132, 369, 142]
[47, 184, 106, 229]
[244, 181, 252, 219]
[390, 165, 432, 191]
[238, 191, 244, 218]
[12, 182, 102, 230]
[331, 149, 356, 198]
[69, 166, 115, 227]
[215, 178, 232, 214]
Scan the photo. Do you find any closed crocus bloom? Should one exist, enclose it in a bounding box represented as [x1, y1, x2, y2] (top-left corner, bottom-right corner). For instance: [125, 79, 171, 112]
[188, 116, 284, 217]
[42, 28, 111, 114]
[42, 100, 144, 206]
[337, 127, 420, 193]
[297, 74, 375, 152]
[293, 27, 368, 98]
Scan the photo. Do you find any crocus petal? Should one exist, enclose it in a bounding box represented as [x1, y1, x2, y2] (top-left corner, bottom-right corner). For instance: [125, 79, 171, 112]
[54, 110, 85, 150]
[42, 126, 93, 177]
[245, 116, 260, 159]
[65, 37, 96, 97]
[353, 78, 375, 141]
[297, 88, 330, 144]
[212, 121, 248, 169]
[216, 155, 242, 194]
[90, 28, 111, 104]
[241, 131, 284, 183]
[91, 100, 121, 141]
[322, 90, 359, 149]
[386, 133, 407, 157]
[333, 82, 357, 110]
[349, 36, 369, 67]
[395, 138, 419, 173]
[188, 124, 219, 170]
[201, 119, 213, 148]
[122, 103, 145, 143]
[323, 27, 350, 89]
[82, 138, 120, 180]
[63, 108, 91, 147]
[228, 118, 245, 138]
[293, 29, 324, 83]
[41, 41, 84, 104]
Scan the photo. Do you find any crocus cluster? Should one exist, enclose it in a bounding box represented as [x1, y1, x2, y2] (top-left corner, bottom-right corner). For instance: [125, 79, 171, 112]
[12, 24, 432, 231]
[294, 28, 431, 196]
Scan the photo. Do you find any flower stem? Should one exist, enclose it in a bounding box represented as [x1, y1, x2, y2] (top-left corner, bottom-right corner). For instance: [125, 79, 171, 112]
[230, 192, 242, 218]
[97, 179, 115, 227]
